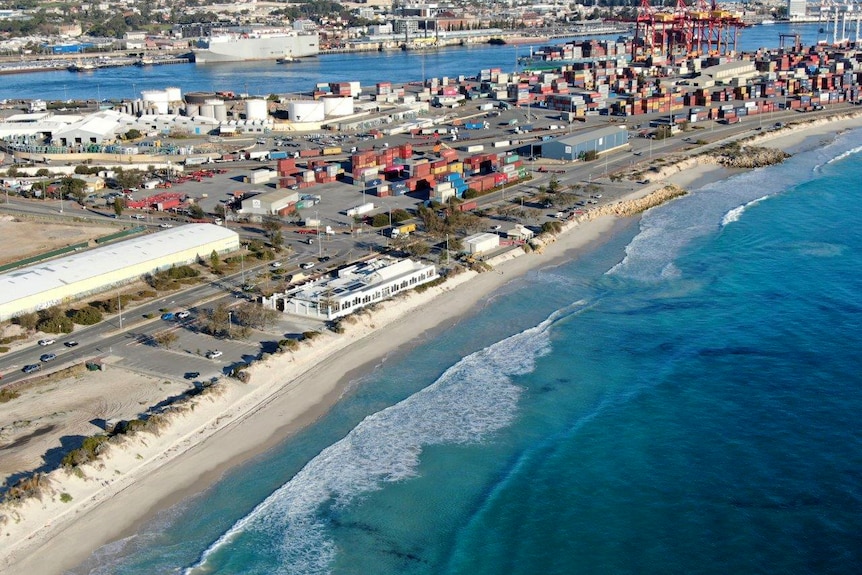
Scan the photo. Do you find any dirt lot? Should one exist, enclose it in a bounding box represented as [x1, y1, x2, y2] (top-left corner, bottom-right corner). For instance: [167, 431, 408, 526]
[0, 366, 190, 489]
[0, 215, 118, 266]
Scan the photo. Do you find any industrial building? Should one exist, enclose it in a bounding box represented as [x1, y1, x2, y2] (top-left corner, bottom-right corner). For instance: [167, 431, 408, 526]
[239, 189, 300, 216]
[539, 126, 629, 161]
[262, 256, 437, 319]
[0, 224, 239, 321]
[463, 232, 501, 255]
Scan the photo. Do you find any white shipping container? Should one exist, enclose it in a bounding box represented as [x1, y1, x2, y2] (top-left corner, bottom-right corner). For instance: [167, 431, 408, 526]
[464, 144, 485, 153]
[493, 140, 510, 148]
[346, 202, 375, 217]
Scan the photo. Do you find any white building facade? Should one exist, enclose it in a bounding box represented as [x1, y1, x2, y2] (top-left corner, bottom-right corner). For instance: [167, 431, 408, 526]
[262, 256, 437, 319]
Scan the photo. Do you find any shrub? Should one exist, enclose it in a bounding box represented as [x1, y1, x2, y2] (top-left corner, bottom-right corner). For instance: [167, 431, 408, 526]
[0, 388, 20, 403]
[59, 492, 73, 503]
[70, 306, 103, 325]
[301, 331, 320, 341]
[12, 312, 39, 330]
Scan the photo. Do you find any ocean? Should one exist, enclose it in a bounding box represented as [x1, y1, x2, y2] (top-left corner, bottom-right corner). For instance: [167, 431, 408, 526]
[67, 126, 862, 574]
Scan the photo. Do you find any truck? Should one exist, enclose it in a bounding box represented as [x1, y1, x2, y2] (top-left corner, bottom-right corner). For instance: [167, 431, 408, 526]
[388, 222, 417, 237]
[185, 156, 211, 166]
[269, 151, 289, 160]
[247, 150, 269, 161]
[464, 122, 486, 130]
[346, 202, 375, 217]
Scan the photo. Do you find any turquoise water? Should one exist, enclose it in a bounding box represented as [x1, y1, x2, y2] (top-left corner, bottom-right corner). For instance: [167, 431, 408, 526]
[72, 130, 862, 574]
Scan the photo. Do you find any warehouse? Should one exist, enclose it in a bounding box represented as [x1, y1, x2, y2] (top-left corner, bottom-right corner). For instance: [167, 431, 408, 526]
[239, 189, 300, 216]
[262, 256, 437, 319]
[540, 126, 629, 161]
[0, 224, 239, 321]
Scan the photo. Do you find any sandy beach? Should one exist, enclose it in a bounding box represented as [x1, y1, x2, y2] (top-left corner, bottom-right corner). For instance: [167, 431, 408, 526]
[2, 111, 862, 575]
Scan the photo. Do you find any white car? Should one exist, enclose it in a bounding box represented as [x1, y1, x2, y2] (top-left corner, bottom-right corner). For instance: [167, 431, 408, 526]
[271, 262, 282, 268]
[159, 223, 173, 228]
[176, 311, 190, 319]
[490, 225, 501, 231]
[300, 262, 315, 270]
[38, 339, 55, 346]
[206, 350, 223, 359]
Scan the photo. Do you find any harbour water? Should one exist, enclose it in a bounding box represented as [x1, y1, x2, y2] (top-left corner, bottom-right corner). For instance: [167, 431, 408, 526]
[0, 22, 832, 102]
[69, 118, 862, 573]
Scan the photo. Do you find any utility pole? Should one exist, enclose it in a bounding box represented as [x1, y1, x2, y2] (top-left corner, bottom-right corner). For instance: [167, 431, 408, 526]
[118, 292, 123, 330]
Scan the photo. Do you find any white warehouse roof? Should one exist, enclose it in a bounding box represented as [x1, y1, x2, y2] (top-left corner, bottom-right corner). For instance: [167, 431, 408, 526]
[0, 224, 240, 321]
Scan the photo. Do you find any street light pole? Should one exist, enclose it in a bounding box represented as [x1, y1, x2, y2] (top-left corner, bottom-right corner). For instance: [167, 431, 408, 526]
[118, 292, 122, 330]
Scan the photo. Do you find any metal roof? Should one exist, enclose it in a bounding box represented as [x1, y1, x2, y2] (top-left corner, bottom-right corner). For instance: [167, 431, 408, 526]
[551, 125, 627, 147]
[0, 224, 239, 308]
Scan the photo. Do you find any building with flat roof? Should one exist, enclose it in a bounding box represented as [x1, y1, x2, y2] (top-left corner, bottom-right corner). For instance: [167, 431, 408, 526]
[0, 224, 239, 321]
[464, 232, 501, 255]
[540, 126, 629, 161]
[262, 256, 437, 319]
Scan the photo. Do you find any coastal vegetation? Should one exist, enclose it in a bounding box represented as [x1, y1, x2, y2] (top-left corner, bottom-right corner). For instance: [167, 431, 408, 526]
[712, 143, 791, 168]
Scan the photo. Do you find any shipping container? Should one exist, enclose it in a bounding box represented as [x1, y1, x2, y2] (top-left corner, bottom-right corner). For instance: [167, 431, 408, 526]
[346, 202, 375, 217]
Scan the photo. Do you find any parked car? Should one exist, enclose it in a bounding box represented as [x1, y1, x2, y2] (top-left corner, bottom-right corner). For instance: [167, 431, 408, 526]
[40, 353, 57, 362]
[22, 364, 41, 374]
[318, 256, 331, 262]
[205, 350, 223, 359]
[184, 371, 201, 380]
[159, 223, 173, 228]
[38, 339, 55, 346]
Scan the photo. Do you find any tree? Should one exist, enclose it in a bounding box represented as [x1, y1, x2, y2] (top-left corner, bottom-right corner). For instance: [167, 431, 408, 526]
[154, 331, 178, 348]
[113, 197, 124, 217]
[60, 176, 87, 204]
[202, 303, 231, 338]
[188, 203, 206, 219]
[548, 176, 562, 193]
[214, 204, 227, 219]
[115, 169, 143, 191]
[209, 249, 221, 272]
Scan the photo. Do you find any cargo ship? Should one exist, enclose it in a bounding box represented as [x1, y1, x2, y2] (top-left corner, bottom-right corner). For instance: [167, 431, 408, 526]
[192, 30, 319, 64]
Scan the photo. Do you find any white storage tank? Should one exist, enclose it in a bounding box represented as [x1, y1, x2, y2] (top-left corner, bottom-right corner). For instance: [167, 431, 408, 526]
[245, 98, 268, 121]
[199, 103, 215, 119]
[185, 103, 200, 117]
[288, 100, 325, 123]
[142, 90, 169, 114]
[212, 102, 228, 122]
[322, 96, 355, 117]
[165, 86, 182, 103]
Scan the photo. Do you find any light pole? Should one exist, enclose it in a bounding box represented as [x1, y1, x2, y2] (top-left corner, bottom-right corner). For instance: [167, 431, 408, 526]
[228, 311, 233, 337]
[240, 245, 246, 286]
[118, 292, 123, 330]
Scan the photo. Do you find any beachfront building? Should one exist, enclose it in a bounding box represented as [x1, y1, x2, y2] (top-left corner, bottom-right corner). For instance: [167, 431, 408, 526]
[262, 256, 437, 320]
[540, 126, 629, 161]
[464, 232, 501, 255]
[0, 224, 239, 321]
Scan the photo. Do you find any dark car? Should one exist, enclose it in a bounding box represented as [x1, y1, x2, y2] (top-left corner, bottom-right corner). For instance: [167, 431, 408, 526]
[318, 256, 331, 262]
[40, 353, 57, 362]
[22, 364, 41, 374]
[64, 341, 79, 348]
[184, 371, 201, 380]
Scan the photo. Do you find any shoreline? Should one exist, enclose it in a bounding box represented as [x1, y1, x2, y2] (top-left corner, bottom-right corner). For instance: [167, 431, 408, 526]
[2, 114, 862, 575]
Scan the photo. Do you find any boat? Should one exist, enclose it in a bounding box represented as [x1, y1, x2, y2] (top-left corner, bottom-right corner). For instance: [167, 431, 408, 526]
[68, 61, 96, 72]
[192, 29, 318, 64]
[276, 56, 297, 64]
[134, 57, 154, 66]
[760, 19, 777, 25]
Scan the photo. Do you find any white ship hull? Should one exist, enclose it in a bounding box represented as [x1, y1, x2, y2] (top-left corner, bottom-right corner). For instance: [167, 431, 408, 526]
[193, 33, 318, 64]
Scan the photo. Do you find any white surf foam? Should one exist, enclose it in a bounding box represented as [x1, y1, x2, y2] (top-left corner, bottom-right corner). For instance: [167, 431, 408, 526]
[184, 305, 583, 575]
[720, 195, 770, 227]
[608, 128, 862, 282]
